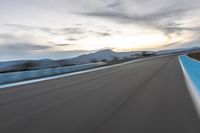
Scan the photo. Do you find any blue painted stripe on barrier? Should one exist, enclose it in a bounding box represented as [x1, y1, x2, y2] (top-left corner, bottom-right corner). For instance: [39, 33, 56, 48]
[0, 63, 104, 85]
[179, 55, 200, 95]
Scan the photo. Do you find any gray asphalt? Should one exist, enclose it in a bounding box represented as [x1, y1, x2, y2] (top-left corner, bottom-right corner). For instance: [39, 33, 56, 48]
[0, 55, 199, 133]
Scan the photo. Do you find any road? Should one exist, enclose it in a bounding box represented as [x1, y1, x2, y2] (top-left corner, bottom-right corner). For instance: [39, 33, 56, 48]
[0, 55, 199, 133]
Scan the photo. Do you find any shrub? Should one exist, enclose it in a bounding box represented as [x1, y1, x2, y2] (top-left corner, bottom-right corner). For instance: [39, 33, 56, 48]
[20, 61, 37, 70]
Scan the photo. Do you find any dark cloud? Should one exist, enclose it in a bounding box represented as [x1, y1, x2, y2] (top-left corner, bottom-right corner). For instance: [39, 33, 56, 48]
[76, 1, 199, 37]
[75, 23, 83, 26]
[4, 24, 85, 36]
[103, 0, 121, 8]
[94, 32, 111, 37]
[67, 38, 79, 41]
[3, 23, 117, 40]
[62, 27, 83, 35]
[98, 32, 111, 36]
[4, 24, 52, 32]
[0, 34, 16, 39]
[0, 42, 52, 61]
[164, 26, 200, 32]
[161, 41, 181, 48]
[89, 29, 112, 37]
[162, 26, 200, 38]
[55, 44, 74, 46]
[77, 8, 189, 25]
[0, 43, 51, 51]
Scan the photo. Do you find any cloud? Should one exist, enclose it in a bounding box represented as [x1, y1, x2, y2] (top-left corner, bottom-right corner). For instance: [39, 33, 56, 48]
[103, 0, 121, 9]
[0, 43, 51, 51]
[0, 33, 16, 39]
[55, 44, 74, 46]
[93, 31, 111, 37]
[89, 29, 112, 37]
[0, 0, 200, 60]
[4, 23, 87, 38]
[76, 0, 200, 37]
[61, 27, 84, 35]
[0, 42, 53, 61]
[97, 32, 111, 36]
[161, 41, 182, 48]
[77, 8, 189, 27]
[4, 24, 52, 32]
[4, 24, 85, 35]
[179, 39, 200, 47]
[164, 26, 200, 32]
[66, 38, 79, 41]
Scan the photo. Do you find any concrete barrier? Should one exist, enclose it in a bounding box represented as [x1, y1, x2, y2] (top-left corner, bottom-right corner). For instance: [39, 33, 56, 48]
[0, 62, 105, 85]
[179, 55, 200, 118]
[179, 55, 200, 94]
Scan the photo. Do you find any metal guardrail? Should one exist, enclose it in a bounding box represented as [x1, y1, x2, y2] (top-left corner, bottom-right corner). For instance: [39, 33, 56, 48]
[0, 62, 105, 85]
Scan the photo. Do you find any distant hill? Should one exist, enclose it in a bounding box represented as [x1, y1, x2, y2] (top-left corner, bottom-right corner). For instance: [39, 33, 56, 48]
[0, 49, 141, 73]
[1, 47, 199, 73]
[67, 49, 140, 64]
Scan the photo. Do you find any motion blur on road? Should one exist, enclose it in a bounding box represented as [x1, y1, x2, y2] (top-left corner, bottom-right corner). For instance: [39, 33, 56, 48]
[0, 55, 199, 133]
[1, 0, 200, 133]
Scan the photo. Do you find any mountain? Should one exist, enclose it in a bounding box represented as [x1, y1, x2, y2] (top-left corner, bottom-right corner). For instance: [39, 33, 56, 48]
[0, 47, 200, 73]
[67, 49, 140, 64]
[2, 47, 200, 73]
[0, 49, 141, 73]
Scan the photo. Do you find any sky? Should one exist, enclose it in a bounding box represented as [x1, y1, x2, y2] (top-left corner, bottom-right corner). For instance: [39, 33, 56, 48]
[0, 0, 200, 61]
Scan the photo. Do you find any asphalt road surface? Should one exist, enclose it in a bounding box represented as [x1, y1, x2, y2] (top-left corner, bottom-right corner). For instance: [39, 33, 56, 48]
[0, 55, 200, 133]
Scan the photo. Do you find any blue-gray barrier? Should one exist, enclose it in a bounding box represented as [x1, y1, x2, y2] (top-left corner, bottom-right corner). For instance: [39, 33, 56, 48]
[179, 55, 200, 94]
[0, 62, 105, 85]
